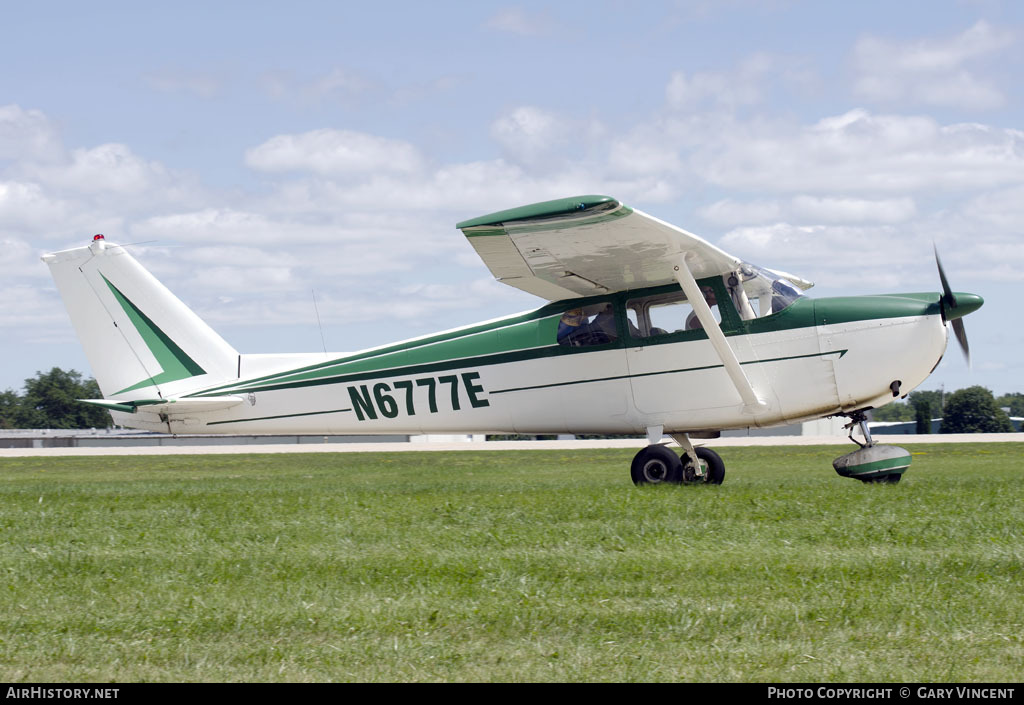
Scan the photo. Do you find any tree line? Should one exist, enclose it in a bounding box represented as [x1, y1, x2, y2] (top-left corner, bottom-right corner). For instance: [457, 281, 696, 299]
[0, 368, 111, 430]
[869, 387, 1020, 433]
[0, 367, 1019, 433]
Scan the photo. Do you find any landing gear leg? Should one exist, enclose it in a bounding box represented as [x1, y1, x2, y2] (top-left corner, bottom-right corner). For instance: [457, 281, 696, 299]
[845, 411, 875, 448]
[671, 432, 726, 485]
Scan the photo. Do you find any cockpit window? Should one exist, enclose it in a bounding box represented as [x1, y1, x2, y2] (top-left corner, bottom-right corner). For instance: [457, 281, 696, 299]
[731, 263, 808, 318]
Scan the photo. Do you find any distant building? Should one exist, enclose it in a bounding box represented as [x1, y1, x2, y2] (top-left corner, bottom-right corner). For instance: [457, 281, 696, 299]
[0, 428, 409, 449]
[870, 418, 1023, 434]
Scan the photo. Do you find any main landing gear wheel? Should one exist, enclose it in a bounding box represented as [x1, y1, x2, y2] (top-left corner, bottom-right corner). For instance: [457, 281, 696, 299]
[630, 445, 683, 485]
[683, 446, 725, 485]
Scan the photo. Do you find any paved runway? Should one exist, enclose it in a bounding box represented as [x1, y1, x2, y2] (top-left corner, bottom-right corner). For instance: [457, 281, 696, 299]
[1, 433, 1019, 458]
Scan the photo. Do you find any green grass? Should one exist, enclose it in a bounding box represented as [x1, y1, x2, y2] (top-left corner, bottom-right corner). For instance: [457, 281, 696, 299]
[0, 443, 1021, 682]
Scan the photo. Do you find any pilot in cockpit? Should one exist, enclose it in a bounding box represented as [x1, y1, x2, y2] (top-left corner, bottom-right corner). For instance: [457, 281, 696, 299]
[685, 286, 717, 330]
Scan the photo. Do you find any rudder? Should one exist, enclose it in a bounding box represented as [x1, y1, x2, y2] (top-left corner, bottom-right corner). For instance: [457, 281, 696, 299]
[43, 237, 239, 400]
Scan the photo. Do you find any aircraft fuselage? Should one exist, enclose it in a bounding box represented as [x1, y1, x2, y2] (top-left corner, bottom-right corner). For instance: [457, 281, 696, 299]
[110, 285, 963, 437]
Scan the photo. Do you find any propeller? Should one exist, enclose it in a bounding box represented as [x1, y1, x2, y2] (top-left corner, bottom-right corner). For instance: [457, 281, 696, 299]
[933, 244, 971, 366]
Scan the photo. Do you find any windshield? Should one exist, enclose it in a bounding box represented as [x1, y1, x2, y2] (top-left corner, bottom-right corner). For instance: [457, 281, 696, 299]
[731, 263, 808, 319]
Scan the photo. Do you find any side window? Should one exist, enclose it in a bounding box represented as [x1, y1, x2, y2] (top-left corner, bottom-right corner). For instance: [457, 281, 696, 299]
[628, 289, 721, 339]
[557, 302, 618, 347]
[625, 307, 641, 337]
[648, 298, 694, 335]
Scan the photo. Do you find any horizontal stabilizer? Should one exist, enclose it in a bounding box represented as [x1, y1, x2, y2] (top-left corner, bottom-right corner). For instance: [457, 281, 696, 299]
[80, 396, 245, 415]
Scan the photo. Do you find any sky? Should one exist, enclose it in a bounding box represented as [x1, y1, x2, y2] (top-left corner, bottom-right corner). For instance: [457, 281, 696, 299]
[2, 0, 1023, 397]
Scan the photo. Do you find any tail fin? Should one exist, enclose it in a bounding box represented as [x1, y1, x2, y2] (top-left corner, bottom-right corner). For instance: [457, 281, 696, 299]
[43, 237, 238, 400]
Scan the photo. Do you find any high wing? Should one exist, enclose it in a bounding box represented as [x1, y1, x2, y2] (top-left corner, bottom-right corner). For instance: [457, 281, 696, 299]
[458, 195, 797, 300]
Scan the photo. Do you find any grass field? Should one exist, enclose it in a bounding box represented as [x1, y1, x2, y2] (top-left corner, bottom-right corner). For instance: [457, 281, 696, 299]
[0, 443, 1021, 682]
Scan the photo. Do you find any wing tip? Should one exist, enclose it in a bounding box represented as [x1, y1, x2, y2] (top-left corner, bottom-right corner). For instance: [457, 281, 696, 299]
[456, 195, 620, 230]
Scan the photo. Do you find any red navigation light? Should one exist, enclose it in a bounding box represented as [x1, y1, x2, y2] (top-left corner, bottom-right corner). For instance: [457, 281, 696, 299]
[93, 234, 105, 241]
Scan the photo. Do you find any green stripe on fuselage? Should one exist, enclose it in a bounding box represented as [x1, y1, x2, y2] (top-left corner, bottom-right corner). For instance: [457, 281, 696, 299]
[203, 315, 561, 395]
[186, 285, 943, 398]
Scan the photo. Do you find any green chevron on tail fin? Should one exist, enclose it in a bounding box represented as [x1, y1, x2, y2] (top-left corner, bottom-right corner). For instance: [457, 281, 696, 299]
[102, 275, 206, 394]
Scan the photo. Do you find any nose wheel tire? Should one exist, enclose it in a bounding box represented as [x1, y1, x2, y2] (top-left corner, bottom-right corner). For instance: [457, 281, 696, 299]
[630, 445, 683, 485]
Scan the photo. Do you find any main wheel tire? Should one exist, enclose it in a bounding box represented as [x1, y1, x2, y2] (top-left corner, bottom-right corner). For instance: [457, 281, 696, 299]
[630, 445, 683, 486]
[686, 446, 725, 485]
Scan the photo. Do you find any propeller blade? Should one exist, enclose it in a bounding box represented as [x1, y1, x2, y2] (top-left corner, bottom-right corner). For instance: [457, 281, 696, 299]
[951, 318, 970, 367]
[934, 244, 970, 367]
[933, 243, 957, 316]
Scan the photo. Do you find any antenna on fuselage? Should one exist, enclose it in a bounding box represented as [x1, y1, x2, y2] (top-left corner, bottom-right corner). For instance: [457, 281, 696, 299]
[312, 289, 328, 357]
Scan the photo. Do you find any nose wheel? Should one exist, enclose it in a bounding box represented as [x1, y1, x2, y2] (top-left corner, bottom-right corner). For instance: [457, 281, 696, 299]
[833, 411, 910, 483]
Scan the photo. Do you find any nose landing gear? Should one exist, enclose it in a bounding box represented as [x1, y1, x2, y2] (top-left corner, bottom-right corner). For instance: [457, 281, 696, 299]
[833, 412, 910, 483]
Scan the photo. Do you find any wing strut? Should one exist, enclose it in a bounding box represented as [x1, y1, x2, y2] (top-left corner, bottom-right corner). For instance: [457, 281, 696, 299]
[671, 255, 767, 413]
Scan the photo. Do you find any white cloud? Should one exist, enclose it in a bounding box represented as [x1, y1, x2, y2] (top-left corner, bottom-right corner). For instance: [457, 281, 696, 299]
[719, 222, 923, 289]
[484, 8, 551, 36]
[245, 129, 424, 176]
[695, 109, 1024, 193]
[666, 65, 761, 112]
[0, 181, 70, 230]
[184, 265, 295, 293]
[131, 208, 450, 287]
[490, 106, 566, 162]
[608, 130, 684, 176]
[33, 143, 173, 195]
[194, 272, 534, 331]
[698, 199, 784, 226]
[176, 244, 302, 268]
[270, 157, 672, 215]
[961, 185, 1024, 231]
[0, 235, 48, 282]
[952, 241, 1024, 283]
[0, 104, 63, 162]
[852, 21, 1014, 110]
[666, 53, 813, 113]
[260, 68, 371, 104]
[136, 208, 345, 245]
[306, 68, 368, 101]
[791, 195, 916, 223]
[699, 195, 916, 226]
[0, 283, 68, 329]
[263, 67, 451, 109]
[490, 106, 608, 169]
[719, 200, 1024, 290]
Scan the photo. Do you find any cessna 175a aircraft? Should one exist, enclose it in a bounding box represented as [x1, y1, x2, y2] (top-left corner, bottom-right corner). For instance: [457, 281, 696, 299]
[44, 195, 982, 484]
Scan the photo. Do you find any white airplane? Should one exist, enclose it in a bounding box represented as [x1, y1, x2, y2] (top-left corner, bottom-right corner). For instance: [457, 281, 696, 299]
[43, 195, 982, 484]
